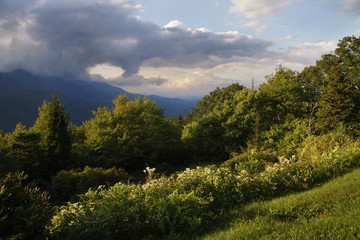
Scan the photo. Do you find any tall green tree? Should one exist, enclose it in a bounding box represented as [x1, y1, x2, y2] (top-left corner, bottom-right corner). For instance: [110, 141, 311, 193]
[30, 93, 72, 178]
[221, 88, 261, 152]
[182, 84, 253, 162]
[335, 35, 360, 91]
[189, 83, 245, 119]
[83, 95, 182, 171]
[316, 57, 358, 131]
[314, 36, 360, 132]
[296, 65, 325, 135]
[259, 66, 305, 123]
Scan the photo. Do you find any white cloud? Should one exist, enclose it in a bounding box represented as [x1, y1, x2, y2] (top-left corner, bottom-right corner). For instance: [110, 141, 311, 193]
[163, 20, 183, 29]
[279, 35, 296, 42]
[279, 40, 337, 69]
[230, 0, 301, 18]
[241, 20, 259, 27]
[254, 25, 268, 35]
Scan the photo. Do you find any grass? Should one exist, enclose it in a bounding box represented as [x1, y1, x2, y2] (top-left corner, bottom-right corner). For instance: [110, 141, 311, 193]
[199, 168, 360, 240]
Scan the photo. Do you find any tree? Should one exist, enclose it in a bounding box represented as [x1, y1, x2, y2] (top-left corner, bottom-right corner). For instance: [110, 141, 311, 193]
[83, 95, 182, 171]
[297, 65, 325, 135]
[259, 66, 305, 123]
[316, 57, 358, 131]
[182, 84, 254, 162]
[189, 83, 245, 119]
[221, 88, 261, 152]
[30, 93, 72, 178]
[182, 114, 227, 162]
[314, 36, 360, 132]
[2, 123, 45, 178]
[335, 35, 360, 91]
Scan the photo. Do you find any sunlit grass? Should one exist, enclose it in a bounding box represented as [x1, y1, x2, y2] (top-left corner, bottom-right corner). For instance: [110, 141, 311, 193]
[199, 168, 360, 240]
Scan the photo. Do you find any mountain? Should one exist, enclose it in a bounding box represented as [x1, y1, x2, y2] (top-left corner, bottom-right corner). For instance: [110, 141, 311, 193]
[0, 70, 198, 132]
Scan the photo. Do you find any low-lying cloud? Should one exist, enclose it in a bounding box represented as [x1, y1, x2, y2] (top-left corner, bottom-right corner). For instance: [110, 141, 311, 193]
[107, 74, 168, 87]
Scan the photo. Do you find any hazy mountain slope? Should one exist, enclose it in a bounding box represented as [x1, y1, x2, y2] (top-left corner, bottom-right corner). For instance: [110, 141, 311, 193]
[0, 70, 198, 132]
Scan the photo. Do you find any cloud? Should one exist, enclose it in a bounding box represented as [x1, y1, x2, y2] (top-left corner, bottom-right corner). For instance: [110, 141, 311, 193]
[341, 0, 360, 17]
[240, 20, 267, 35]
[108, 74, 168, 87]
[0, 0, 274, 87]
[279, 35, 296, 42]
[230, 0, 301, 18]
[279, 40, 337, 67]
[241, 20, 259, 28]
[163, 20, 183, 29]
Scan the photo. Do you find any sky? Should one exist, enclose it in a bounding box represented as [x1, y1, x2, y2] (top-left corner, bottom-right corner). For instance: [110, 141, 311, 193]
[0, 0, 360, 98]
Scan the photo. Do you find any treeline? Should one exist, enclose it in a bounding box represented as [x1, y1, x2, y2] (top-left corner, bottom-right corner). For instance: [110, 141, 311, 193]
[0, 35, 360, 239]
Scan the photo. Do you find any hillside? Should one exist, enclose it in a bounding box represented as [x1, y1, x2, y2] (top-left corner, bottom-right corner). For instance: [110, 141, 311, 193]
[200, 167, 360, 240]
[0, 70, 198, 131]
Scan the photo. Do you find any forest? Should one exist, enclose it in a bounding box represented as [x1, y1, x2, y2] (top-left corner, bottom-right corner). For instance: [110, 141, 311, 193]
[1, 35, 360, 239]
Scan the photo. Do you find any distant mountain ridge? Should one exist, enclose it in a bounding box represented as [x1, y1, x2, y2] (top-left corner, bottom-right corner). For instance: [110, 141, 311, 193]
[0, 70, 198, 132]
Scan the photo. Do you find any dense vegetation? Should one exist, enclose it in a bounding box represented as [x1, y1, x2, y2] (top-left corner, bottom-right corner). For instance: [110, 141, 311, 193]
[0, 35, 360, 239]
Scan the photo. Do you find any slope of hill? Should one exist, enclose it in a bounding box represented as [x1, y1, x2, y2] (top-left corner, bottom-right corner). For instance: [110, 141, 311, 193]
[0, 70, 198, 132]
[200, 168, 360, 240]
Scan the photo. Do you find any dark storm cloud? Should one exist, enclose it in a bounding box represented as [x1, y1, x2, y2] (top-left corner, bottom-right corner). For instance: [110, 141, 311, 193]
[0, 0, 274, 85]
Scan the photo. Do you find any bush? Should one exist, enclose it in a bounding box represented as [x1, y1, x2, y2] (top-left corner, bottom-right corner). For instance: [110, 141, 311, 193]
[0, 172, 53, 240]
[49, 166, 129, 204]
[222, 150, 278, 174]
[49, 183, 203, 239]
[48, 131, 360, 239]
[48, 165, 244, 239]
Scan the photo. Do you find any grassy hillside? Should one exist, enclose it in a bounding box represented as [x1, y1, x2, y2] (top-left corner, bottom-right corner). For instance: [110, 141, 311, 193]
[200, 168, 360, 240]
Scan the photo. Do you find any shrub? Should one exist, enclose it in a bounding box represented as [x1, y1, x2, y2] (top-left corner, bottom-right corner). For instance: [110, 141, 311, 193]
[48, 165, 244, 239]
[49, 182, 203, 239]
[49, 166, 129, 204]
[0, 172, 53, 240]
[48, 131, 360, 239]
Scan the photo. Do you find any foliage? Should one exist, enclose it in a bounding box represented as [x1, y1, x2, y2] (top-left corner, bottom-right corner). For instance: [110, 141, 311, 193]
[30, 93, 72, 178]
[49, 166, 129, 204]
[259, 66, 305, 123]
[0, 123, 46, 178]
[221, 88, 261, 152]
[182, 85, 260, 162]
[48, 128, 360, 239]
[0, 172, 53, 240]
[314, 36, 360, 132]
[189, 83, 245, 120]
[260, 119, 308, 154]
[48, 164, 245, 239]
[49, 183, 203, 239]
[2, 34, 360, 240]
[182, 114, 228, 162]
[83, 95, 182, 171]
[316, 56, 360, 131]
